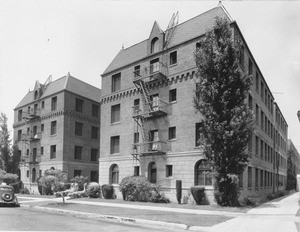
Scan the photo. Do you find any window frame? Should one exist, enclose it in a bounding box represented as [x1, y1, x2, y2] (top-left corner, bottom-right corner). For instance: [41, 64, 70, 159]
[169, 51, 177, 66]
[111, 73, 121, 93]
[75, 122, 83, 136]
[110, 136, 120, 154]
[169, 89, 177, 102]
[51, 96, 57, 111]
[74, 146, 82, 160]
[111, 104, 121, 124]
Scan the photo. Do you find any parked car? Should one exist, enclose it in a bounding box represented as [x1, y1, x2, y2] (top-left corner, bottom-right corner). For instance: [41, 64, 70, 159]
[0, 184, 19, 206]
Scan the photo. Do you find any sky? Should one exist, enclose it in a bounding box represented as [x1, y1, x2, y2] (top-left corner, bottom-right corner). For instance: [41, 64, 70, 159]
[0, 0, 300, 149]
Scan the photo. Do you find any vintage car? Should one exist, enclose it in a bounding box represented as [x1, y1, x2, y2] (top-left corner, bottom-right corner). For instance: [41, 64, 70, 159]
[0, 184, 19, 206]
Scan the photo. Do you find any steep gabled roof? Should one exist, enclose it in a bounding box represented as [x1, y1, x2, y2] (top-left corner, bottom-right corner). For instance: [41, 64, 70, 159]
[102, 6, 230, 75]
[15, 75, 101, 109]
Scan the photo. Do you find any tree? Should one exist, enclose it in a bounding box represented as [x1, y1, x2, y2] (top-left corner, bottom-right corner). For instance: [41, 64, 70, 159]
[286, 151, 296, 190]
[0, 113, 20, 173]
[194, 18, 253, 206]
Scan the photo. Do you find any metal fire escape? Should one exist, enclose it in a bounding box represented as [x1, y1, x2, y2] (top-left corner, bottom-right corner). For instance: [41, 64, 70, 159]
[21, 107, 42, 165]
[131, 12, 178, 163]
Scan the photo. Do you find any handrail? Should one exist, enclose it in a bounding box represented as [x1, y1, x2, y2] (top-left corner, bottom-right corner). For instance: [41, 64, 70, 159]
[132, 140, 167, 154]
[133, 61, 167, 82]
[132, 98, 168, 116]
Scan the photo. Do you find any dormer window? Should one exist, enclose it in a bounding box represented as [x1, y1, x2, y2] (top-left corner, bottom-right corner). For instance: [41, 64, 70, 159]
[34, 90, 38, 100]
[151, 37, 159, 54]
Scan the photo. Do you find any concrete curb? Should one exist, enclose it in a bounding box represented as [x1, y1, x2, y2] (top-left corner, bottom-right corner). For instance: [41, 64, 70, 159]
[20, 203, 207, 231]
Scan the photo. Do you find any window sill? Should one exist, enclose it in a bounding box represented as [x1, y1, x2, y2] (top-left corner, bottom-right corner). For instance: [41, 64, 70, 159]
[169, 63, 178, 68]
[50, 134, 57, 137]
[168, 139, 177, 142]
[111, 122, 120, 126]
[169, 101, 177, 104]
[110, 153, 120, 156]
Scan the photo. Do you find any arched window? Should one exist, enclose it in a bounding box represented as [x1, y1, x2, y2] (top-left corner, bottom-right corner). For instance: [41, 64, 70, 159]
[195, 160, 213, 186]
[32, 168, 36, 183]
[151, 37, 159, 54]
[148, 162, 157, 183]
[110, 164, 119, 184]
[34, 90, 38, 100]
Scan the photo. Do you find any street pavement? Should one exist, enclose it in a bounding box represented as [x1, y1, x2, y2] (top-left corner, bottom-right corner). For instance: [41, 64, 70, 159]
[16, 192, 300, 232]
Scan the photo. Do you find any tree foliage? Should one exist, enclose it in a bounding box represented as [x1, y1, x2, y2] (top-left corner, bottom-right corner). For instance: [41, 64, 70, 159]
[0, 113, 20, 173]
[194, 17, 253, 206]
[286, 151, 296, 190]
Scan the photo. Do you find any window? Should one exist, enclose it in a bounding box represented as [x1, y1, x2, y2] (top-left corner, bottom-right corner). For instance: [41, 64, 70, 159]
[51, 97, 57, 111]
[166, 165, 173, 177]
[41, 101, 45, 109]
[169, 51, 177, 65]
[74, 146, 82, 160]
[248, 167, 252, 189]
[261, 111, 264, 130]
[150, 130, 158, 151]
[168, 127, 176, 140]
[30, 168, 35, 182]
[110, 164, 119, 184]
[17, 130, 22, 141]
[261, 81, 264, 101]
[150, 58, 159, 74]
[32, 148, 37, 162]
[41, 124, 44, 132]
[149, 162, 157, 183]
[134, 65, 140, 77]
[41, 147, 44, 155]
[260, 140, 264, 159]
[195, 160, 212, 186]
[196, 42, 201, 50]
[195, 123, 205, 147]
[27, 106, 30, 114]
[91, 126, 99, 139]
[27, 170, 29, 178]
[92, 104, 99, 118]
[18, 110, 22, 122]
[75, 98, 83, 112]
[110, 136, 120, 154]
[91, 148, 98, 161]
[75, 122, 83, 136]
[34, 104, 38, 115]
[51, 121, 57, 135]
[248, 94, 253, 110]
[33, 125, 37, 137]
[150, 94, 159, 111]
[255, 104, 259, 125]
[248, 58, 253, 75]
[50, 145, 56, 159]
[111, 104, 120, 123]
[255, 168, 259, 190]
[238, 172, 243, 189]
[74, 170, 82, 178]
[26, 149, 29, 156]
[248, 133, 252, 152]
[134, 166, 140, 176]
[260, 170, 264, 188]
[27, 127, 30, 135]
[169, 89, 177, 102]
[111, 73, 121, 92]
[151, 37, 159, 53]
[90, 171, 98, 182]
[255, 136, 259, 156]
[134, 132, 139, 144]
[133, 99, 140, 115]
[34, 91, 38, 100]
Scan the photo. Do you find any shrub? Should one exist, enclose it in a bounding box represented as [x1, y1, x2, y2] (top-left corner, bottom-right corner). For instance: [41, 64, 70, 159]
[86, 182, 101, 198]
[67, 191, 87, 199]
[176, 180, 182, 204]
[190, 186, 206, 205]
[119, 176, 170, 203]
[102, 184, 114, 199]
[0, 173, 19, 185]
[20, 187, 30, 194]
[70, 175, 89, 191]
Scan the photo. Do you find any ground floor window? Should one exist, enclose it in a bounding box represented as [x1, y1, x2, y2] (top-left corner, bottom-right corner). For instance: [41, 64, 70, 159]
[148, 162, 157, 183]
[90, 171, 98, 182]
[110, 164, 119, 184]
[194, 160, 212, 186]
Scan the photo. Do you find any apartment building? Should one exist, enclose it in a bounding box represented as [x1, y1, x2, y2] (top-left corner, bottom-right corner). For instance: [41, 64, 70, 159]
[99, 5, 288, 202]
[13, 73, 101, 189]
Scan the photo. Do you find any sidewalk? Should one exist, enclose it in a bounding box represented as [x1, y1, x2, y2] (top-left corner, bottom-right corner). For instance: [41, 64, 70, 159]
[17, 192, 300, 232]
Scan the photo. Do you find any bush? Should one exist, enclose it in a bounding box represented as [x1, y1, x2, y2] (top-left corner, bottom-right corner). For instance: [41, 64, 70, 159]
[70, 175, 89, 191]
[176, 180, 182, 204]
[119, 176, 169, 203]
[0, 173, 19, 185]
[20, 187, 30, 194]
[86, 182, 101, 198]
[190, 186, 206, 205]
[102, 184, 114, 199]
[67, 191, 87, 199]
[266, 190, 287, 201]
